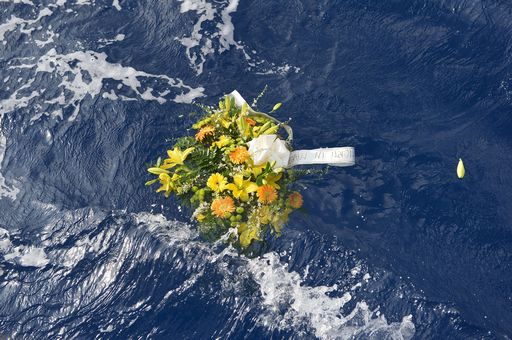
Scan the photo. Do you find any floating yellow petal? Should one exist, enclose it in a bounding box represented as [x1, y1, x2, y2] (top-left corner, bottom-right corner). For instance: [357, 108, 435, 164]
[457, 158, 465, 179]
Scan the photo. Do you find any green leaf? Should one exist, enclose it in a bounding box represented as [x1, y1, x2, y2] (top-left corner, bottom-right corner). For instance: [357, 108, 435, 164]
[256, 175, 264, 186]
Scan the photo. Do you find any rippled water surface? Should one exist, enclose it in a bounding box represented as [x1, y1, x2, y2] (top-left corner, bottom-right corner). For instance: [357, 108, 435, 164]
[1, 0, 512, 339]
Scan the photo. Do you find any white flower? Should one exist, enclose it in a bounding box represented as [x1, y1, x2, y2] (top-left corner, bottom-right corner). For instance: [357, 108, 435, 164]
[247, 134, 290, 168]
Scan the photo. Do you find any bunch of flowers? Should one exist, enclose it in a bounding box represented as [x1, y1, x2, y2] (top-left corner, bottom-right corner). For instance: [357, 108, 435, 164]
[146, 94, 303, 248]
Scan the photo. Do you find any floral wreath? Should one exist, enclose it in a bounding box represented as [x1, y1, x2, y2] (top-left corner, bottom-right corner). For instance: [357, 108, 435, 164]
[146, 90, 354, 248]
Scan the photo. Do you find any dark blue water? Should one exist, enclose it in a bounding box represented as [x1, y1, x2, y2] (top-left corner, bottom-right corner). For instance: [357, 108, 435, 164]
[1, 0, 511, 338]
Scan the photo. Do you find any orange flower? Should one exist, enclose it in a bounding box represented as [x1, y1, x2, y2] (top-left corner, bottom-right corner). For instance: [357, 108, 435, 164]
[195, 125, 215, 142]
[211, 196, 235, 218]
[257, 185, 277, 204]
[288, 191, 303, 209]
[245, 117, 256, 126]
[229, 146, 249, 164]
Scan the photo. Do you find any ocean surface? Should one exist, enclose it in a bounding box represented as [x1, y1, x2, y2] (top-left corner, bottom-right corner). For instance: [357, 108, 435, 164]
[1, 0, 512, 338]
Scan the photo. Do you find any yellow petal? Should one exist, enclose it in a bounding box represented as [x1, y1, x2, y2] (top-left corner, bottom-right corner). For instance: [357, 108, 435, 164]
[160, 163, 176, 170]
[457, 158, 465, 179]
[252, 166, 264, 177]
[232, 188, 242, 198]
[221, 118, 231, 129]
[233, 174, 243, 187]
[237, 222, 248, 233]
[225, 183, 238, 192]
[159, 173, 171, 181]
[239, 226, 260, 248]
[167, 148, 177, 159]
[182, 147, 195, 159]
[245, 182, 258, 193]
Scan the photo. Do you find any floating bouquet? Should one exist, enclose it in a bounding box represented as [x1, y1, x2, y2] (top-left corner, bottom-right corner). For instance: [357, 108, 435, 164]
[146, 90, 355, 249]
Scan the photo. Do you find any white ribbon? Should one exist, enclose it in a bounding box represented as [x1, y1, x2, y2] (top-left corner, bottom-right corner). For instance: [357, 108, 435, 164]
[228, 90, 355, 168]
[288, 147, 355, 167]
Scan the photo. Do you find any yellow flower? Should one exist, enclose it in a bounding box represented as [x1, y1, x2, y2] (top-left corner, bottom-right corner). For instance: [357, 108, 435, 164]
[207, 173, 227, 192]
[225, 174, 258, 202]
[263, 172, 282, 189]
[212, 135, 233, 149]
[288, 191, 303, 209]
[160, 147, 194, 170]
[251, 164, 266, 177]
[196, 213, 206, 222]
[156, 173, 180, 198]
[229, 146, 250, 164]
[257, 185, 277, 204]
[238, 223, 261, 248]
[211, 196, 235, 218]
[256, 205, 272, 224]
[220, 118, 231, 129]
[195, 125, 215, 142]
[272, 209, 291, 235]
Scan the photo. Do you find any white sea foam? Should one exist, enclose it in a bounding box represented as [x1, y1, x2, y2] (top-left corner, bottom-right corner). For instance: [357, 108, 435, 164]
[0, 0, 35, 5]
[2, 205, 415, 338]
[3, 48, 204, 121]
[0, 134, 20, 200]
[0, 0, 124, 46]
[0, 7, 53, 43]
[35, 28, 58, 47]
[0, 227, 49, 267]
[112, 0, 121, 11]
[76, 0, 93, 5]
[248, 253, 415, 339]
[130, 212, 416, 339]
[98, 33, 125, 47]
[177, 0, 299, 75]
